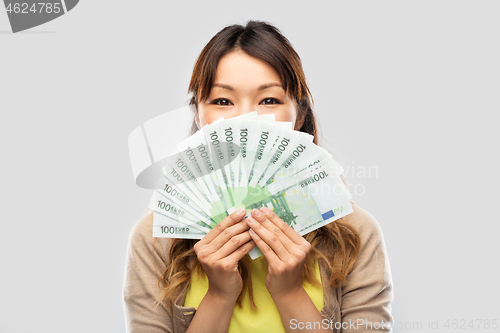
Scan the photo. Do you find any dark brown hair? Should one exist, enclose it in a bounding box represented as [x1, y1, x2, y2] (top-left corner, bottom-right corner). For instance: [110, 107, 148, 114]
[156, 21, 360, 312]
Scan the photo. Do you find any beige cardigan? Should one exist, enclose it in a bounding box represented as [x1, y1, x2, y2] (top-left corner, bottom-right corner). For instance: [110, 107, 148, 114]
[123, 202, 394, 332]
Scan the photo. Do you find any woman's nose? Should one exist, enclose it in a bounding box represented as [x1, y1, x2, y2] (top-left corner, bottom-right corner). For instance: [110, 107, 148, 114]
[234, 102, 255, 116]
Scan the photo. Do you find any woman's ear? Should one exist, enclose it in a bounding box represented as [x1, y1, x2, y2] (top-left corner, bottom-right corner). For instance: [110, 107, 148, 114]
[190, 103, 201, 130]
[194, 113, 201, 130]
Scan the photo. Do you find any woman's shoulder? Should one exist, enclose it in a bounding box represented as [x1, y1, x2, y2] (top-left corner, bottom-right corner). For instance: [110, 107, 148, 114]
[130, 209, 154, 239]
[340, 201, 391, 271]
[126, 209, 174, 265]
[341, 201, 392, 286]
[342, 201, 386, 242]
[337, 201, 394, 325]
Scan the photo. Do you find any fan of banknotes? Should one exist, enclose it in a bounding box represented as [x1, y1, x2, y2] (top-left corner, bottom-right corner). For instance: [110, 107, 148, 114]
[148, 112, 353, 259]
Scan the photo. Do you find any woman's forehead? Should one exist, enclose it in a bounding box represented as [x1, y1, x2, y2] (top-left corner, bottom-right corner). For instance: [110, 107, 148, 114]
[214, 50, 282, 86]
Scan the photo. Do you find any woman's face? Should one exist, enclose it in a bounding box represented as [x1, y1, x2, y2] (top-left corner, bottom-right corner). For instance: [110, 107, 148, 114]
[196, 49, 299, 129]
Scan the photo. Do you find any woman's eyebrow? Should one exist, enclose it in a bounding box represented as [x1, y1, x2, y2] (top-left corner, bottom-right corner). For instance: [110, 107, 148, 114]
[212, 83, 234, 91]
[258, 83, 283, 91]
[212, 82, 283, 91]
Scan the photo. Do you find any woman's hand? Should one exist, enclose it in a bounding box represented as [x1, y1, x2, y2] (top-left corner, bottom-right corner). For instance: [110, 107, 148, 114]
[193, 208, 256, 302]
[247, 207, 312, 297]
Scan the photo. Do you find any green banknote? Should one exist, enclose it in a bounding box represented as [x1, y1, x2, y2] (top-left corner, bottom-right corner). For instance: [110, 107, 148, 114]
[148, 114, 354, 260]
[230, 159, 352, 259]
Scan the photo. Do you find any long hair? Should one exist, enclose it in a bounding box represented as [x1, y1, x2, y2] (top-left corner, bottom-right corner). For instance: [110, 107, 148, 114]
[155, 21, 360, 312]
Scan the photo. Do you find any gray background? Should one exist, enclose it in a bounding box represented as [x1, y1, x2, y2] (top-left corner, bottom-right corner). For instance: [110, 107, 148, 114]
[1, 1, 499, 332]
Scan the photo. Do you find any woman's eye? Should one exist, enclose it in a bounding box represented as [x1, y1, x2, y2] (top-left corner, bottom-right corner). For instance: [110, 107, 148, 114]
[212, 98, 232, 106]
[260, 98, 281, 105]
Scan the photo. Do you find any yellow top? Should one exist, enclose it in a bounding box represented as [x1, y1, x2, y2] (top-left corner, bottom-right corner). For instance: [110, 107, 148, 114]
[184, 256, 324, 333]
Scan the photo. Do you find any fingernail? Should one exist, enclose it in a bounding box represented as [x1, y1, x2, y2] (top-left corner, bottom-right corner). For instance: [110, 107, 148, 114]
[237, 208, 246, 216]
[247, 217, 255, 224]
[250, 229, 256, 234]
[252, 209, 261, 217]
[261, 207, 271, 214]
